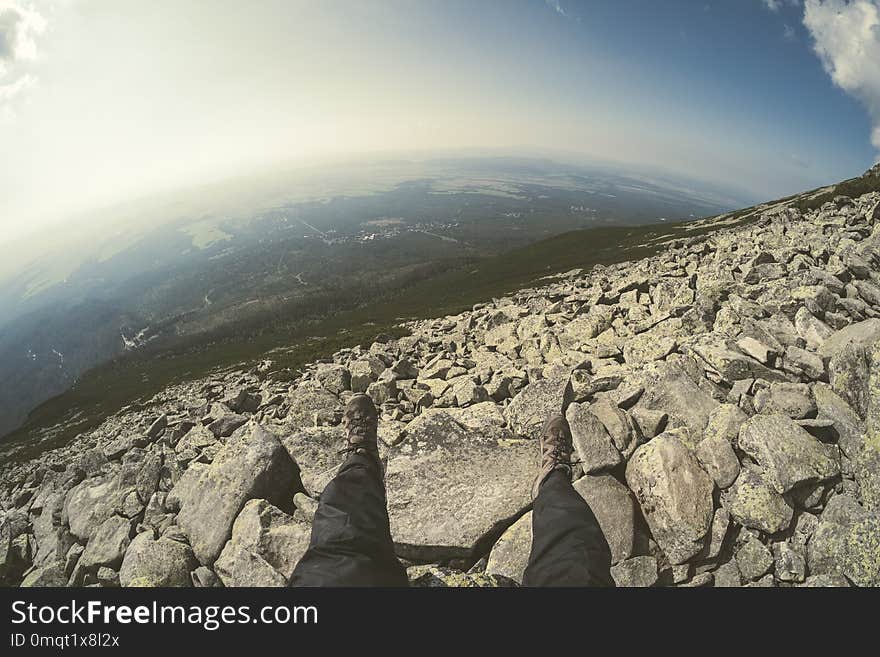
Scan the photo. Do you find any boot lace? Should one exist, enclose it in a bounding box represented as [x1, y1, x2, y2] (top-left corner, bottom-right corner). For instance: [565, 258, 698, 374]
[339, 413, 374, 456]
[543, 429, 578, 468]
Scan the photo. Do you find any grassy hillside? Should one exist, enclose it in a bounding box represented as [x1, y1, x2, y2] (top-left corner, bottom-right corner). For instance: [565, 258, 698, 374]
[790, 173, 880, 213]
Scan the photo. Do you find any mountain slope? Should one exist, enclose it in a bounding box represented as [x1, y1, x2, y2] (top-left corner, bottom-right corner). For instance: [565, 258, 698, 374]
[4, 168, 878, 458]
[0, 158, 742, 439]
[1, 167, 880, 587]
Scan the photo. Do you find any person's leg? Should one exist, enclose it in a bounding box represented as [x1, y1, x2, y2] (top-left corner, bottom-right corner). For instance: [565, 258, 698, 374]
[290, 451, 407, 587]
[522, 470, 614, 587]
[289, 394, 408, 587]
[521, 414, 614, 587]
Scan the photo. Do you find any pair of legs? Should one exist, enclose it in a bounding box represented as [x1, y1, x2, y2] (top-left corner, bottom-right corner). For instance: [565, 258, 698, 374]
[289, 395, 614, 587]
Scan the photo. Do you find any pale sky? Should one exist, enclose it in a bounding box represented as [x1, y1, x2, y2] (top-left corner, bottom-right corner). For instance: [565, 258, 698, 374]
[1, 0, 879, 245]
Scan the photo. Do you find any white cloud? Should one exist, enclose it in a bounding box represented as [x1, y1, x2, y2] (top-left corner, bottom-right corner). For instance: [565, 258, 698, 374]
[760, 2, 804, 39]
[804, 0, 880, 152]
[0, 1, 46, 72]
[0, 0, 46, 113]
[545, 1, 568, 18]
[0, 70, 33, 120]
[0, 70, 33, 98]
[762, 0, 803, 11]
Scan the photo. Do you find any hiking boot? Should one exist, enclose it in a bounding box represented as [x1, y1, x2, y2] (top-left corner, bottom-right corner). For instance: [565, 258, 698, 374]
[342, 393, 380, 464]
[531, 414, 574, 498]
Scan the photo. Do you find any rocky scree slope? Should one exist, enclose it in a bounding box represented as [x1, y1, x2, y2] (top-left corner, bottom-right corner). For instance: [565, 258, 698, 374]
[3, 189, 880, 588]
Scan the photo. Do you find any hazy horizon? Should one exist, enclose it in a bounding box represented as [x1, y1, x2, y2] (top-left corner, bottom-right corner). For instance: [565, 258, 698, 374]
[0, 152, 751, 286]
[0, 148, 760, 249]
[2, 0, 880, 245]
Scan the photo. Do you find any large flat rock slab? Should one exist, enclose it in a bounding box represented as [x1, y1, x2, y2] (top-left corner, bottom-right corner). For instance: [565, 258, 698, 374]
[276, 422, 404, 496]
[282, 381, 343, 430]
[504, 375, 572, 440]
[277, 426, 346, 496]
[572, 474, 638, 565]
[387, 409, 534, 561]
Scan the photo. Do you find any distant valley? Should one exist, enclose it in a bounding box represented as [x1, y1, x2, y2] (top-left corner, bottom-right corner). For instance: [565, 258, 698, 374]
[0, 157, 746, 440]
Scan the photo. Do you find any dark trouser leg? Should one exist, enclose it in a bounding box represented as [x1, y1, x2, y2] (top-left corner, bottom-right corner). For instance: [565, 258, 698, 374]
[289, 452, 408, 587]
[522, 470, 615, 587]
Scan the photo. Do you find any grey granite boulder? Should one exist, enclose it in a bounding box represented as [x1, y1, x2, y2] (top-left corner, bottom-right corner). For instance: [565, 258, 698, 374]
[737, 414, 839, 494]
[625, 433, 714, 564]
[588, 397, 641, 459]
[635, 361, 719, 433]
[819, 318, 880, 357]
[504, 375, 573, 440]
[215, 499, 311, 587]
[691, 342, 789, 383]
[283, 381, 343, 429]
[278, 426, 345, 496]
[703, 403, 749, 446]
[79, 515, 132, 571]
[485, 512, 532, 584]
[20, 561, 68, 587]
[176, 424, 300, 565]
[753, 383, 816, 419]
[64, 475, 118, 542]
[735, 535, 773, 581]
[224, 388, 262, 414]
[813, 383, 864, 458]
[207, 412, 248, 438]
[829, 344, 871, 419]
[565, 403, 621, 473]
[119, 532, 197, 587]
[316, 364, 351, 395]
[722, 468, 793, 535]
[807, 493, 880, 586]
[610, 556, 658, 587]
[572, 474, 637, 565]
[695, 435, 740, 489]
